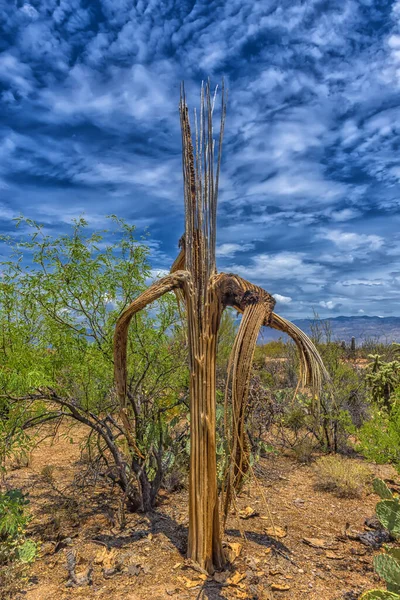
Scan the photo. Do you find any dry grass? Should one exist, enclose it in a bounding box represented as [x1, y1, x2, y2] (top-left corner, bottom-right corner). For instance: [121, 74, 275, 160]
[313, 455, 372, 498]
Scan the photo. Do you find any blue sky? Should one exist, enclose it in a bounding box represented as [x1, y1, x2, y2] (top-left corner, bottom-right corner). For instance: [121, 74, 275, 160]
[1, 0, 400, 318]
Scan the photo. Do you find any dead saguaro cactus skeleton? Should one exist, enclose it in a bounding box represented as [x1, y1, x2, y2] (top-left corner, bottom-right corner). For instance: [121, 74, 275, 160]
[114, 81, 328, 573]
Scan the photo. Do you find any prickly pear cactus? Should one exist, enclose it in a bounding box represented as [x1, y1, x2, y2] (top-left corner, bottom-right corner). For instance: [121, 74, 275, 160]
[374, 479, 395, 500]
[376, 500, 400, 538]
[374, 553, 400, 594]
[387, 549, 400, 563]
[359, 591, 400, 600]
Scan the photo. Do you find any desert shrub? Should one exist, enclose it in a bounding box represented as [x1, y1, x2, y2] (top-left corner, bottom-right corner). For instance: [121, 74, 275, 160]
[0, 217, 188, 512]
[0, 488, 37, 599]
[354, 349, 400, 471]
[292, 437, 315, 464]
[313, 455, 372, 498]
[356, 404, 400, 471]
[307, 315, 369, 452]
[253, 340, 287, 364]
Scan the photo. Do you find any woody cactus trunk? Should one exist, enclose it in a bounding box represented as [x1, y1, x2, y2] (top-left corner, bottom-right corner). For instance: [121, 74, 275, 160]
[114, 82, 328, 573]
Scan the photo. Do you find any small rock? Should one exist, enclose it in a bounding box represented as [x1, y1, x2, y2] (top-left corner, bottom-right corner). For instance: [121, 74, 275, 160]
[239, 506, 258, 519]
[127, 564, 141, 576]
[325, 551, 345, 560]
[364, 516, 381, 530]
[103, 567, 118, 579]
[303, 537, 333, 549]
[358, 529, 392, 549]
[271, 583, 291, 591]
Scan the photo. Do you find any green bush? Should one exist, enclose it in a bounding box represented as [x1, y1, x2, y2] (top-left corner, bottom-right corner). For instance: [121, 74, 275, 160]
[0, 217, 188, 512]
[0, 488, 37, 598]
[0, 489, 37, 565]
[356, 405, 400, 471]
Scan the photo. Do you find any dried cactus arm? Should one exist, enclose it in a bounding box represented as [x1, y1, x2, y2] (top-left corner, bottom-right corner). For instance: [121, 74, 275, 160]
[269, 312, 330, 391]
[217, 273, 328, 393]
[171, 253, 328, 392]
[170, 236, 186, 273]
[211, 274, 275, 518]
[222, 301, 272, 520]
[114, 270, 190, 409]
[217, 274, 328, 519]
[170, 240, 186, 311]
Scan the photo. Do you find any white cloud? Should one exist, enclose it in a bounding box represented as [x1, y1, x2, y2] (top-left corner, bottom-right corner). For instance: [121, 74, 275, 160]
[232, 252, 326, 284]
[319, 300, 337, 310]
[216, 243, 254, 258]
[317, 229, 384, 251]
[341, 279, 384, 287]
[273, 293, 292, 305]
[0, 53, 34, 96]
[330, 208, 361, 222]
[20, 4, 39, 19]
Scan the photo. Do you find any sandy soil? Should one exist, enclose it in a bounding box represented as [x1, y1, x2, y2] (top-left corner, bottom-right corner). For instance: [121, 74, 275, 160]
[5, 424, 398, 600]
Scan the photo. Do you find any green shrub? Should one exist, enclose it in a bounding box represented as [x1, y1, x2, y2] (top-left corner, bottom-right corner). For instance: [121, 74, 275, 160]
[313, 455, 372, 498]
[356, 406, 400, 471]
[0, 488, 37, 565]
[0, 488, 37, 599]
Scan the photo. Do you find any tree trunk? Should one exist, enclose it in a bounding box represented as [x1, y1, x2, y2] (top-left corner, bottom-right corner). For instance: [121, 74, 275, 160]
[186, 283, 225, 572]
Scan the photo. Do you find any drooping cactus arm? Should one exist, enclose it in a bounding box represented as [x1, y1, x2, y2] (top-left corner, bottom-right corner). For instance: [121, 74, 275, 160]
[215, 273, 329, 518]
[113, 270, 190, 410]
[171, 247, 328, 393]
[222, 300, 272, 520]
[216, 273, 328, 393]
[269, 312, 330, 391]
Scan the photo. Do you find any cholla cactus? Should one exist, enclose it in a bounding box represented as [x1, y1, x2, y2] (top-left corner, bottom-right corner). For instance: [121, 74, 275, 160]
[113, 82, 328, 573]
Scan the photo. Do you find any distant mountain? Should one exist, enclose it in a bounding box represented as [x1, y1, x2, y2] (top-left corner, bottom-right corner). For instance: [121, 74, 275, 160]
[259, 316, 400, 345]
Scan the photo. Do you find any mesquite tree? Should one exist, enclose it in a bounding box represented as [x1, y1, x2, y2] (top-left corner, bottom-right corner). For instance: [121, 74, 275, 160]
[114, 82, 328, 573]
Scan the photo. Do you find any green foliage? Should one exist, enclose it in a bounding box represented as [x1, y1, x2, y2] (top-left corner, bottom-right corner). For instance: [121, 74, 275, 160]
[356, 406, 400, 470]
[217, 309, 237, 369]
[0, 489, 29, 538]
[0, 217, 188, 510]
[387, 549, 400, 563]
[0, 488, 37, 599]
[254, 340, 287, 363]
[17, 539, 37, 564]
[374, 478, 395, 500]
[376, 500, 400, 538]
[360, 591, 400, 600]
[0, 488, 36, 565]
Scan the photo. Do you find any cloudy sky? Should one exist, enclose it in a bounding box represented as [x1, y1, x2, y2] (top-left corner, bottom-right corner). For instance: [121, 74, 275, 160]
[1, 0, 400, 318]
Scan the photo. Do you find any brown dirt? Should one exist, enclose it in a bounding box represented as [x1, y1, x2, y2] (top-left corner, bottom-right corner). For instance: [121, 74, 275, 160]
[5, 424, 398, 600]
